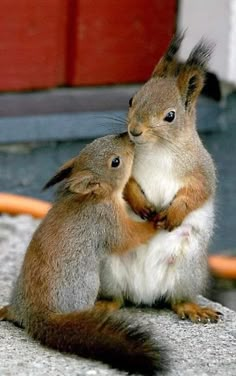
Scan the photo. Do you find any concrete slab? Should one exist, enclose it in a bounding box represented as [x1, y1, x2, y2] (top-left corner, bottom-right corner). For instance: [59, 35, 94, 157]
[0, 215, 236, 376]
[0, 95, 222, 144]
[0, 111, 126, 144]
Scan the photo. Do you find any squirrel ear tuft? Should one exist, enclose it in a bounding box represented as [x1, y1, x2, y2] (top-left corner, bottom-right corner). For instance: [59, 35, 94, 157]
[43, 158, 76, 190]
[69, 171, 100, 195]
[177, 68, 205, 111]
[186, 39, 214, 70]
[152, 31, 185, 78]
[177, 39, 214, 111]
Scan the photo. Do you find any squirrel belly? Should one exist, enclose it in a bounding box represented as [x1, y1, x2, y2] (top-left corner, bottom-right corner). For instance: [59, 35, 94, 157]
[100, 198, 214, 305]
[102, 32, 217, 309]
[131, 143, 181, 210]
[100, 143, 215, 304]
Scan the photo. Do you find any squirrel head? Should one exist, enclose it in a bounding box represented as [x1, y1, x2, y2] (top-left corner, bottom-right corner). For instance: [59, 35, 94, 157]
[128, 32, 214, 146]
[43, 133, 134, 196]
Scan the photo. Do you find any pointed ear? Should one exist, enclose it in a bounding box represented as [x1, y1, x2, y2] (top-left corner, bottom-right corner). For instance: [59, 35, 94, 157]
[152, 32, 185, 78]
[177, 67, 205, 112]
[43, 158, 76, 190]
[177, 40, 213, 112]
[69, 171, 100, 195]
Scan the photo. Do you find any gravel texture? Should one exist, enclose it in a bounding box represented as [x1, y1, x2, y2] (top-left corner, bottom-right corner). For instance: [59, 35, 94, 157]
[0, 214, 236, 376]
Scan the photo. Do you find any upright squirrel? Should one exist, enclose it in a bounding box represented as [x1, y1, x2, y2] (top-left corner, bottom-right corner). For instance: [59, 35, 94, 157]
[100, 34, 220, 323]
[0, 134, 165, 375]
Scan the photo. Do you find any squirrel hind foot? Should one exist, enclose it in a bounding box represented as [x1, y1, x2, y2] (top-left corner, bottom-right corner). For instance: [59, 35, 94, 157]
[0, 305, 18, 325]
[172, 302, 221, 324]
[0, 305, 11, 321]
[94, 299, 123, 313]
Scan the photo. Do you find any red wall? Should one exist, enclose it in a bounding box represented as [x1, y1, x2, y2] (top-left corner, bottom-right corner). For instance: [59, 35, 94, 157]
[67, 0, 176, 85]
[0, 0, 176, 91]
[0, 0, 67, 91]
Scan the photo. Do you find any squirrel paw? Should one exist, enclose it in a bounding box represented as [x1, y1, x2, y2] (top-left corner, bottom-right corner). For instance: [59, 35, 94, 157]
[152, 209, 169, 230]
[131, 200, 156, 220]
[0, 306, 11, 321]
[152, 206, 183, 231]
[94, 299, 123, 313]
[172, 302, 222, 324]
[124, 177, 156, 220]
[139, 206, 156, 220]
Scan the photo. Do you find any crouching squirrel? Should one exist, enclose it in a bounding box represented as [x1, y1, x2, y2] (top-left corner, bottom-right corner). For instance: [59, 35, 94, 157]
[99, 34, 221, 323]
[0, 134, 166, 375]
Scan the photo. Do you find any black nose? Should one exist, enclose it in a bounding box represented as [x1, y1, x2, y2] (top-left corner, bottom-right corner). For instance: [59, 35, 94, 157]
[129, 129, 143, 137]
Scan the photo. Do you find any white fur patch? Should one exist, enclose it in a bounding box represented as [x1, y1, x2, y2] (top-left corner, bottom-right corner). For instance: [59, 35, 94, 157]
[100, 200, 214, 305]
[99, 143, 214, 305]
[132, 145, 181, 209]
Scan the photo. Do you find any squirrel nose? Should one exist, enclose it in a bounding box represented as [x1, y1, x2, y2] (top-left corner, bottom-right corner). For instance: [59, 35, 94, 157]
[129, 129, 143, 137]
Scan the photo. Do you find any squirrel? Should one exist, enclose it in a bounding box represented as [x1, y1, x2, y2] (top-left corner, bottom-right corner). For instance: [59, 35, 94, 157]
[0, 133, 166, 375]
[99, 33, 221, 323]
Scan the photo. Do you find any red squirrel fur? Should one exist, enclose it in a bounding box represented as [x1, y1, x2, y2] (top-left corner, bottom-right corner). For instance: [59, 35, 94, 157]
[121, 33, 220, 322]
[0, 134, 166, 375]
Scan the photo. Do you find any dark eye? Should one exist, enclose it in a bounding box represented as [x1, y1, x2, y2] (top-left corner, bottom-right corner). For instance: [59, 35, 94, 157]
[164, 110, 175, 123]
[111, 157, 120, 168]
[129, 97, 133, 107]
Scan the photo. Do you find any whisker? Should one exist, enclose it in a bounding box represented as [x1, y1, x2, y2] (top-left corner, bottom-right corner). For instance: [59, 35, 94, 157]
[79, 113, 127, 134]
[151, 132, 194, 168]
[101, 115, 128, 126]
[94, 114, 128, 134]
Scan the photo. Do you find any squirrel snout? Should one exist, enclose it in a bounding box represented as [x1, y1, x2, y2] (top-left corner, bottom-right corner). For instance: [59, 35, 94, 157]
[129, 129, 143, 137]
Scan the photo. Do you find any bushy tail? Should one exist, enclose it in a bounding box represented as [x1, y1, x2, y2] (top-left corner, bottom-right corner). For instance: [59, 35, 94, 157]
[26, 307, 167, 375]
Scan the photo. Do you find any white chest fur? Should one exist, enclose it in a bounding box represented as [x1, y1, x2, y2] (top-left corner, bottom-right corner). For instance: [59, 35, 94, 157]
[100, 200, 214, 304]
[132, 144, 180, 209]
[99, 144, 214, 304]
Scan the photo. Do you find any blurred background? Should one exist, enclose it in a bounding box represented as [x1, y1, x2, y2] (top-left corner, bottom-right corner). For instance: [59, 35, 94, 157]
[0, 1, 235, 306]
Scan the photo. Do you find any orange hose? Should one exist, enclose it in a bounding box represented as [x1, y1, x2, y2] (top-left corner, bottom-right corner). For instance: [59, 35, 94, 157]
[208, 255, 236, 280]
[0, 193, 236, 279]
[0, 193, 51, 219]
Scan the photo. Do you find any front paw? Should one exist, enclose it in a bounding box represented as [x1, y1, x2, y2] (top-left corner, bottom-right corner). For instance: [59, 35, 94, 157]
[132, 201, 156, 220]
[139, 205, 156, 220]
[152, 209, 169, 230]
[153, 206, 183, 231]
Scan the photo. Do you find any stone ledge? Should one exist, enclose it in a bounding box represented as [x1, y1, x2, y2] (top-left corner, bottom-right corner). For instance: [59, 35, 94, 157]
[0, 86, 223, 144]
[0, 215, 236, 376]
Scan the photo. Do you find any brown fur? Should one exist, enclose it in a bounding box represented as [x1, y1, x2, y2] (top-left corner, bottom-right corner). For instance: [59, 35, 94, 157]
[123, 177, 155, 219]
[171, 302, 220, 323]
[124, 34, 220, 322]
[153, 168, 211, 230]
[111, 197, 157, 253]
[0, 134, 166, 375]
[0, 304, 164, 375]
[126, 33, 216, 227]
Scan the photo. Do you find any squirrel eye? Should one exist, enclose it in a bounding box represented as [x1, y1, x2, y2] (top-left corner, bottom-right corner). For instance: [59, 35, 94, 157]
[129, 97, 133, 107]
[164, 110, 175, 123]
[111, 157, 120, 168]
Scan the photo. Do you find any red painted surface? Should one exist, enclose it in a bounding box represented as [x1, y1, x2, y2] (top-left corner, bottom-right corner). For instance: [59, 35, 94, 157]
[0, 0, 176, 90]
[67, 0, 176, 85]
[0, 0, 67, 91]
